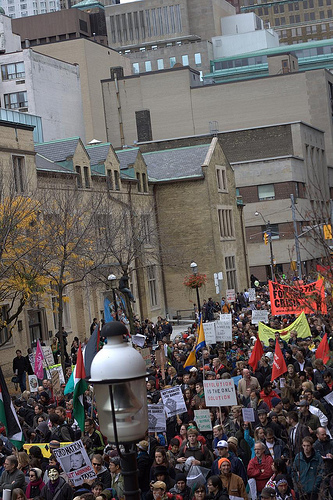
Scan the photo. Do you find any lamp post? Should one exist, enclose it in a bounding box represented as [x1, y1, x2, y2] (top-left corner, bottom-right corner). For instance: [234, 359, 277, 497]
[90, 321, 148, 500]
[108, 274, 119, 321]
[255, 211, 275, 281]
[190, 261, 201, 314]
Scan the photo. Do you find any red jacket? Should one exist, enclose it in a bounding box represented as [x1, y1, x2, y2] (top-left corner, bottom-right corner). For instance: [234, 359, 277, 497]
[259, 389, 279, 409]
[247, 454, 273, 493]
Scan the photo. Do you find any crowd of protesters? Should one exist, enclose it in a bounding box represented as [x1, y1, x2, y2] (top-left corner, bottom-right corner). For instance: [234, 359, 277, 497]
[1, 283, 333, 500]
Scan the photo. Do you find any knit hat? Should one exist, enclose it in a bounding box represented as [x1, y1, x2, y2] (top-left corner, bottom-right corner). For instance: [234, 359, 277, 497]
[49, 440, 60, 449]
[30, 468, 43, 479]
[218, 458, 231, 469]
[154, 466, 168, 477]
[175, 473, 186, 483]
[261, 487, 277, 498]
[227, 437, 238, 447]
[271, 397, 282, 408]
[275, 474, 288, 486]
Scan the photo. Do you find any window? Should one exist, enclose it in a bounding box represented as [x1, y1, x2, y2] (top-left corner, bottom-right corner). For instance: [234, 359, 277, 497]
[170, 57, 176, 68]
[157, 59, 164, 70]
[147, 265, 158, 307]
[218, 208, 234, 239]
[136, 172, 142, 192]
[258, 184, 275, 200]
[0, 305, 10, 345]
[225, 256, 237, 290]
[4, 91, 27, 109]
[76, 165, 82, 188]
[83, 166, 90, 188]
[216, 166, 227, 192]
[145, 60, 152, 72]
[320, 10, 325, 17]
[182, 54, 189, 66]
[142, 172, 148, 192]
[114, 170, 120, 190]
[106, 169, 113, 190]
[12, 156, 26, 193]
[141, 214, 151, 244]
[194, 53, 201, 66]
[133, 63, 139, 74]
[20, 4, 27, 9]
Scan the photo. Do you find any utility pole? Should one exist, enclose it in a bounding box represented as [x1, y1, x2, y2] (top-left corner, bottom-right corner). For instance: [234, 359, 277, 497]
[291, 194, 302, 280]
[266, 221, 275, 282]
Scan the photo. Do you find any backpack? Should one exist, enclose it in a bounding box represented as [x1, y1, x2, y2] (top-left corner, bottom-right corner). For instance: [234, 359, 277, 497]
[61, 423, 75, 441]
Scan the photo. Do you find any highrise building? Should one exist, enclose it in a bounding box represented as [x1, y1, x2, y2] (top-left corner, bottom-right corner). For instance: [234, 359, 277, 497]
[0, 0, 59, 19]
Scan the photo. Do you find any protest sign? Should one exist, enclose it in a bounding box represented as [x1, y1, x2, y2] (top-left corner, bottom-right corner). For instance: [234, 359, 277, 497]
[324, 392, 333, 407]
[194, 409, 212, 431]
[28, 375, 38, 393]
[140, 348, 152, 368]
[148, 404, 166, 432]
[269, 279, 326, 315]
[132, 334, 146, 347]
[51, 369, 61, 397]
[53, 440, 96, 486]
[24, 442, 72, 458]
[248, 288, 256, 302]
[155, 348, 166, 368]
[215, 314, 232, 342]
[28, 353, 35, 372]
[42, 346, 54, 367]
[49, 364, 65, 385]
[242, 408, 255, 422]
[203, 380, 237, 407]
[251, 310, 269, 325]
[160, 386, 187, 418]
[258, 311, 311, 346]
[203, 322, 216, 345]
[226, 289, 235, 302]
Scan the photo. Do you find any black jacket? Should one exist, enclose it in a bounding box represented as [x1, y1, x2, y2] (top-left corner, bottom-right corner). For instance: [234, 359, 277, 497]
[137, 451, 153, 493]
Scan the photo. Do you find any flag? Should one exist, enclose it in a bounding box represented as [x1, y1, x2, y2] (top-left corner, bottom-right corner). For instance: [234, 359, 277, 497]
[258, 311, 311, 346]
[195, 316, 206, 353]
[316, 333, 330, 365]
[64, 366, 75, 395]
[271, 340, 287, 381]
[0, 367, 24, 448]
[183, 348, 196, 371]
[84, 323, 100, 379]
[34, 339, 44, 380]
[73, 344, 88, 432]
[248, 338, 264, 371]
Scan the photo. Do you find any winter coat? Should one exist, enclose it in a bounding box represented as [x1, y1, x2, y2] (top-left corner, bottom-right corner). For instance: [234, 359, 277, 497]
[292, 450, 324, 494]
[211, 454, 247, 486]
[178, 440, 213, 469]
[0, 467, 26, 493]
[40, 477, 73, 500]
[26, 477, 45, 499]
[220, 472, 248, 500]
[137, 451, 153, 493]
[206, 487, 230, 500]
[247, 453, 273, 493]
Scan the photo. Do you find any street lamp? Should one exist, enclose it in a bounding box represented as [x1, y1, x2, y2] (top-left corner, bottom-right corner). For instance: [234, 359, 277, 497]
[108, 274, 119, 321]
[254, 211, 275, 281]
[90, 321, 148, 500]
[190, 261, 201, 314]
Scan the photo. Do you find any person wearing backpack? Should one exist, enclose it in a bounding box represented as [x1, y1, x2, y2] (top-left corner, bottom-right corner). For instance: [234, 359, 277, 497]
[177, 427, 213, 470]
[55, 407, 75, 442]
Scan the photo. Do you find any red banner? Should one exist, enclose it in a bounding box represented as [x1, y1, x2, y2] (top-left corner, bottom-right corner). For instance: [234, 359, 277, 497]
[269, 279, 327, 316]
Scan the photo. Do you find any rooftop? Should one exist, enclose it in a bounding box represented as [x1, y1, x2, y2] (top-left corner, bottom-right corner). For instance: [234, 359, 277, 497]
[35, 137, 80, 163]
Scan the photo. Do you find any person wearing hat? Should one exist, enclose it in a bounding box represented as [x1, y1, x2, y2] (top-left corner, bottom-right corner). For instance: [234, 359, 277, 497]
[219, 458, 247, 500]
[261, 487, 276, 499]
[137, 440, 152, 497]
[151, 481, 168, 500]
[152, 466, 175, 491]
[169, 473, 191, 500]
[26, 467, 45, 498]
[298, 399, 321, 433]
[274, 474, 296, 500]
[109, 456, 124, 500]
[257, 409, 282, 440]
[260, 382, 279, 410]
[211, 440, 247, 486]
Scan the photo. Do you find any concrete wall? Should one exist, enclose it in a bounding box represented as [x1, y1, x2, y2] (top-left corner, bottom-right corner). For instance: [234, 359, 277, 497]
[212, 29, 279, 58]
[221, 12, 262, 35]
[0, 14, 21, 52]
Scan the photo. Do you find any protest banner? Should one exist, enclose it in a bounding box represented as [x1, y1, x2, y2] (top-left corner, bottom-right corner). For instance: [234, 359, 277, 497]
[24, 442, 72, 458]
[53, 440, 96, 486]
[49, 364, 65, 385]
[269, 279, 326, 315]
[226, 289, 235, 302]
[258, 311, 311, 346]
[215, 314, 232, 342]
[248, 288, 256, 302]
[251, 310, 269, 325]
[140, 347, 152, 368]
[242, 408, 255, 422]
[28, 375, 38, 393]
[203, 380, 237, 407]
[148, 404, 166, 432]
[203, 322, 216, 345]
[160, 386, 187, 418]
[42, 346, 54, 367]
[51, 369, 61, 397]
[194, 409, 212, 431]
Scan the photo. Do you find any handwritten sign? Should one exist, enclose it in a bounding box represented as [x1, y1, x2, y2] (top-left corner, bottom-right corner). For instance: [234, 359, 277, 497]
[140, 348, 152, 368]
[252, 310, 269, 325]
[194, 409, 212, 431]
[242, 408, 255, 422]
[226, 289, 235, 302]
[148, 404, 166, 432]
[155, 348, 166, 368]
[203, 322, 216, 344]
[51, 369, 61, 397]
[160, 386, 187, 418]
[42, 346, 54, 367]
[203, 379, 237, 407]
[248, 288, 256, 302]
[215, 314, 232, 342]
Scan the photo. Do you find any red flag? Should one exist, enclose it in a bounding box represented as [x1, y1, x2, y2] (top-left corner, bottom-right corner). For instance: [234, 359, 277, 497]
[271, 340, 287, 381]
[248, 338, 264, 371]
[315, 333, 329, 365]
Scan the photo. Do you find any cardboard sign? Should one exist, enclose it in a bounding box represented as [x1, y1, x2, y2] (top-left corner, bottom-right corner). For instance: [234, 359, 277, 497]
[215, 314, 232, 342]
[148, 404, 166, 432]
[242, 408, 255, 422]
[251, 310, 269, 325]
[155, 348, 166, 368]
[226, 289, 235, 302]
[160, 386, 187, 418]
[28, 375, 38, 393]
[42, 346, 54, 367]
[203, 322, 216, 344]
[51, 369, 61, 397]
[194, 409, 212, 431]
[53, 440, 96, 486]
[140, 347, 152, 368]
[248, 288, 256, 302]
[203, 379, 237, 407]
[49, 364, 65, 385]
[269, 279, 327, 315]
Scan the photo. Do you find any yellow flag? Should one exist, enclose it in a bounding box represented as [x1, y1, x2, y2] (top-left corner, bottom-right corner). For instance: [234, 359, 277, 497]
[183, 348, 196, 371]
[258, 311, 311, 346]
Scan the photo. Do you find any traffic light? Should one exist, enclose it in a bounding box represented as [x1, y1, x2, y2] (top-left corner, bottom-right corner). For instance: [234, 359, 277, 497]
[264, 232, 269, 245]
[323, 224, 332, 240]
